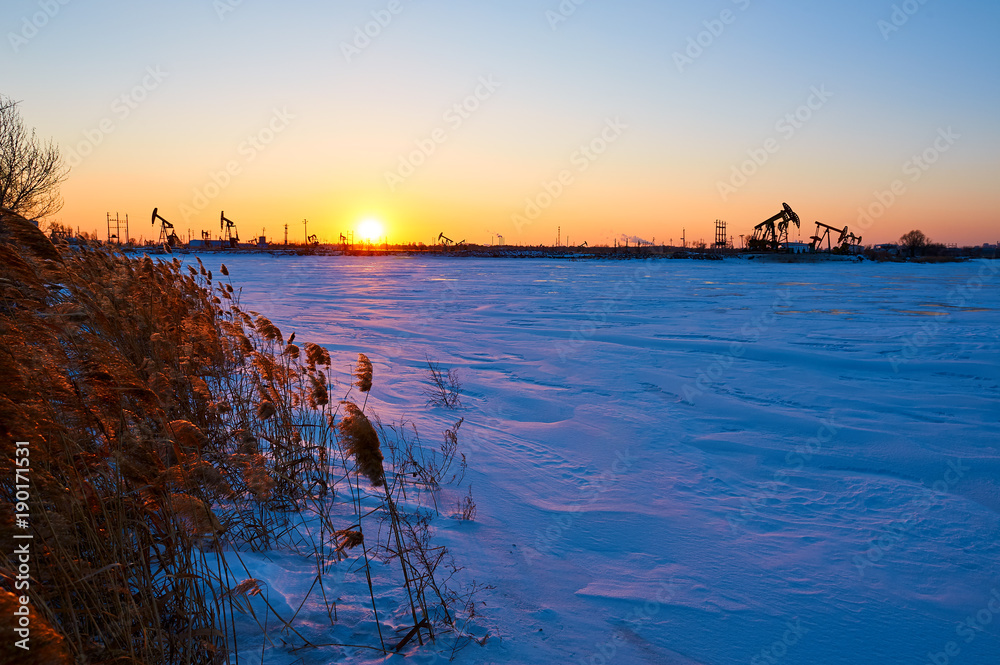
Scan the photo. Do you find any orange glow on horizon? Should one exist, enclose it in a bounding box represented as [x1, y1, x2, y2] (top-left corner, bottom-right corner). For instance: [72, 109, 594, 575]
[52, 168, 997, 249]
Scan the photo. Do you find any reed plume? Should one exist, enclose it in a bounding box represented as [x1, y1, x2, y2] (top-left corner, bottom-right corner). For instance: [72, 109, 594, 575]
[254, 314, 283, 343]
[334, 529, 365, 554]
[354, 353, 373, 392]
[168, 494, 225, 536]
[304, 342, 331, 368]
[256, 399, 276, 420]
[244, 459, 276, 500]
[309, 373, 329, 407]
[166, 419, 207, 454]
[338, 401, 384, 486]
[0, 591, 73, 664]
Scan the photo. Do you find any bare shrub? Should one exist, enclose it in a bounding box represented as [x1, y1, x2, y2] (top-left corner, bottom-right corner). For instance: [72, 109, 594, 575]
[457, 485, 477, 521]
[424, 358, 462, 409]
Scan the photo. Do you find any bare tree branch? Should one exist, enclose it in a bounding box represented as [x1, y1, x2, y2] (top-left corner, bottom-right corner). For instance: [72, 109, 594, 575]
[0, 94, 69, 221]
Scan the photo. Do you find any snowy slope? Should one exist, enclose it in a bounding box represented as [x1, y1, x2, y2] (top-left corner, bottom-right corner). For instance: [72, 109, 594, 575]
[195, 254, 1000, 665]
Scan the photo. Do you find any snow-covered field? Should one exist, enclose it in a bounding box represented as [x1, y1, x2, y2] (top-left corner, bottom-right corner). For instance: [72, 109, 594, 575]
[199, 255, 1000, 664]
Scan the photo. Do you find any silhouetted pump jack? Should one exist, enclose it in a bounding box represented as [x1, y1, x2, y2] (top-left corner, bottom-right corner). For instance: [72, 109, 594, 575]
[747, 202, 800, 251]
[151, 208, 179, 247]
[220, 211, 240, 248]
[810, 221, 863, 252]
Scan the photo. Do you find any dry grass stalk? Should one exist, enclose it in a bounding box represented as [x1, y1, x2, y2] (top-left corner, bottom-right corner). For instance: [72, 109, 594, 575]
[222, 578, 262, 614]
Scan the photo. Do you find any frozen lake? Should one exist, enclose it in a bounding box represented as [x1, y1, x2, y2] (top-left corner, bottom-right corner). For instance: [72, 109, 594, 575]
[196, 254, 1000, 664]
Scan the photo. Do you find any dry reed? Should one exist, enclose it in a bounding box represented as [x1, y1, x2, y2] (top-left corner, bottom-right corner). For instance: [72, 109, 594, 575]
[354, 353, 373, 392]
[0, 207, 486, 663]
[337, 401, 385, 486]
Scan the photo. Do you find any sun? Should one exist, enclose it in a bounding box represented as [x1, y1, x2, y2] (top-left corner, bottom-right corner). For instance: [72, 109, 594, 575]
[357, 218, 384, 242]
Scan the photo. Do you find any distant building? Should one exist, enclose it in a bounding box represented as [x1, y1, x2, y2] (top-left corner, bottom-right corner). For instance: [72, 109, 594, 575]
[783, 241, 810, 254]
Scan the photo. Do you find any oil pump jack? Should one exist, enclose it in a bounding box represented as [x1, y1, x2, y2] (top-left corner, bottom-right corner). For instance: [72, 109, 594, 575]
[151, 208, 179, 247]
[747, 203, 801, 251]
[339, 232, 353, 252]
[220, 211, 240, 248]
[437, 232, 464, 246]
[809, 221, 862, 252]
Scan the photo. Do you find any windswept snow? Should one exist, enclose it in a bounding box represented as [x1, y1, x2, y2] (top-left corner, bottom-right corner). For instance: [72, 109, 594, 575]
[202, 255, 1000, 664]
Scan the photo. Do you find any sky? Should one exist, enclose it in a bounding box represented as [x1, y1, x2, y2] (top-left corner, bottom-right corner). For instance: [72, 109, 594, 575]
[2, 0, 998, 247]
